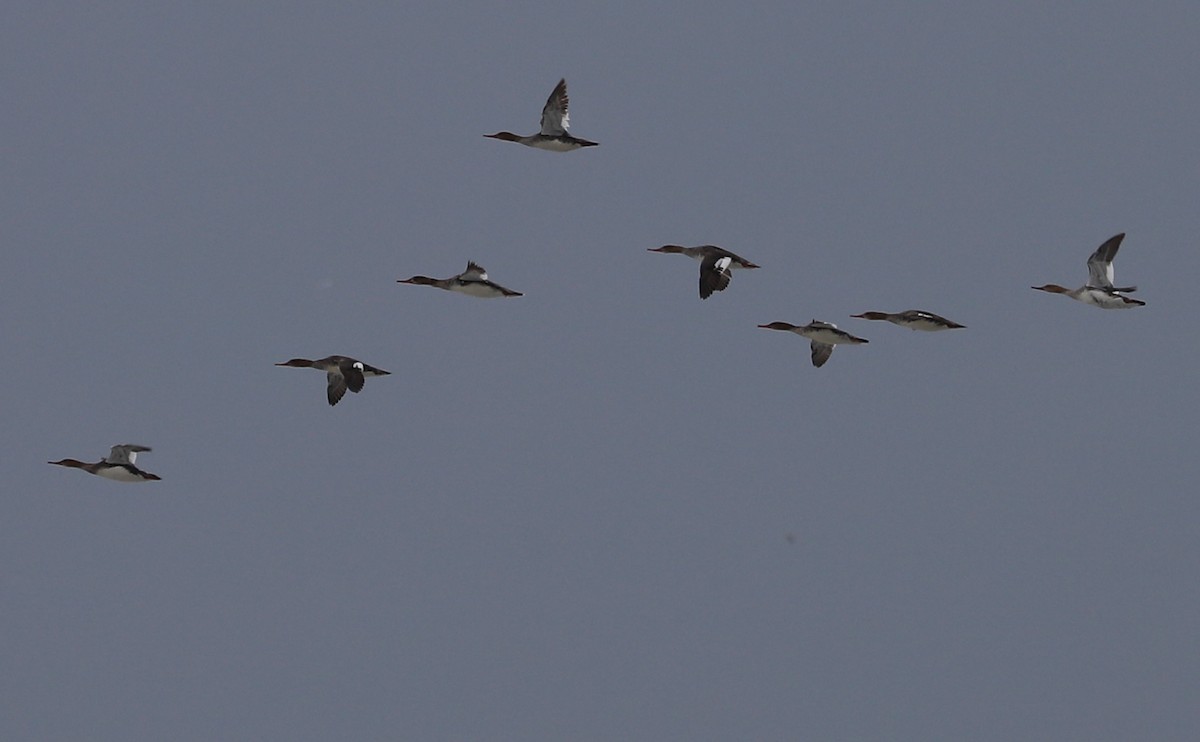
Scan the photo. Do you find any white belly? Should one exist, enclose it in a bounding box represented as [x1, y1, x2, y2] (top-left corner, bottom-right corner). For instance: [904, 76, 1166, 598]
[802, 328, 861, 345]
[907, 319, 946, 331]
[97, 466, 150, 482]
[452, 282, 504, 298]
[530, 139, 580, 152]
[1081, 290, 1138, 309]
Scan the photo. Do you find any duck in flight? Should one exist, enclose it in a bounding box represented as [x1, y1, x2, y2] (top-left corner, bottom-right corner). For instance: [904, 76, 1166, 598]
[648, 245, 760, 299]
[758, 320, 868, 368]
[397, 261, 523, 298]
[1032, 232, 1145, 308]
[850, 309, 966, 331]
[275, 356, 391, 406]
[49, 444, 161, 482]
[484, 78, 598, 151]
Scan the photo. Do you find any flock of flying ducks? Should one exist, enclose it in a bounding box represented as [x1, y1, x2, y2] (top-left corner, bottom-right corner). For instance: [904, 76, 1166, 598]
[48, 79, 1146, 484]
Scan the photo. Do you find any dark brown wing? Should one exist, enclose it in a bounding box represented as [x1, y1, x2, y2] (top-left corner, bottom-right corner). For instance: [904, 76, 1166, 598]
[343, 364, 366, 394]
[326, 372, 348, 406]
[699, 255, 732, 299]
[810, 342, 834, 368]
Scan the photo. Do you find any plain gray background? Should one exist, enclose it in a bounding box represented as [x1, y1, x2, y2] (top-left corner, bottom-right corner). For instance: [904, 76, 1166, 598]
[3, 3, 1198, 740]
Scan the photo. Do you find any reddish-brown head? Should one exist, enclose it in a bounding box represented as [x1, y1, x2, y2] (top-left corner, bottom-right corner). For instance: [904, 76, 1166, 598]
[396, 276, 438, 286]
[757, 321, 799, 332]
[48, 458, 88, 469]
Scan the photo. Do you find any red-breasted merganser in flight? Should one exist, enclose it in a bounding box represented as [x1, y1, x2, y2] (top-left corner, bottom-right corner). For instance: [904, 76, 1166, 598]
[275, 356, 391, 406]
[648, 245, 760, 299]
[758, 320, 868, 368]
[49, 444, 161, 482]
[849, 310, 966, 331]
[484, 78, 598, 151]
[1032, 232, 1145, 308]
[397, 261, 523, 298]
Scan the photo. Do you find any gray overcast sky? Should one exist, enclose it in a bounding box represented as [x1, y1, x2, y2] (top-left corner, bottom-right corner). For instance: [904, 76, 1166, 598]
[3, 3, 1199, 740]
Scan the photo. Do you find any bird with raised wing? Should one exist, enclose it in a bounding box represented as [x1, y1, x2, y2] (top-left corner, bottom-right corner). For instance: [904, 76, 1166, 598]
[397, 261, 523, 298]
[1032, 233, 1145, 308]
[49, 444, 161, 482]
[484, 78, 598, 151]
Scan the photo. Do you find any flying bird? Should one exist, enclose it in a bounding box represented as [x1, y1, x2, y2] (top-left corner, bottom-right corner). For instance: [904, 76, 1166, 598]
[1032, 233, 1144, 308]
[397, 261, 523, 298]
[275, 356, 391, 406]
[648, 245, 760, 299]
[758, 320, 868, 368]
[49, 444, 161, 482]
[850, 309, 966, 331]
[484, 78, 598, 151]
